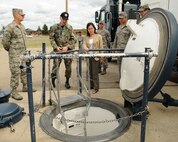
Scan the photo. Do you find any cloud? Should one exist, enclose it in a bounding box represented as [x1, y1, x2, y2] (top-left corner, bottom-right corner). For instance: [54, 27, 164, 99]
[0, 4, 12, 14]
[68, 0, 104, 29]
[88, 0, 106, 7]
[35, 2, 60, 14]
[0, 0, 106, 30]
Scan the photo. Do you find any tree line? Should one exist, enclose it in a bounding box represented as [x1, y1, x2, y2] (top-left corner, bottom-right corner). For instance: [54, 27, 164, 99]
[0, 24, 49, 35]
[0, 24, 86, 35]
[34, 24, 49, 35]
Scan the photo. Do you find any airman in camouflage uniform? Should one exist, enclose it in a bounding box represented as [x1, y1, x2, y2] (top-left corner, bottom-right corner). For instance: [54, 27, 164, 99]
[97, 21, 111, 75]
[113, 12, 131, 81]
[77, 31, 85, 54]
[2, 9, 29, 100]
[49, 12, 76, 89]
[138, 4, 150, 17]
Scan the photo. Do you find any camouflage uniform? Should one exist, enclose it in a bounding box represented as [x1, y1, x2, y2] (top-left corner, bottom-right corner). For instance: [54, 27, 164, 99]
[113, 25, 131, 49]
[97, 29, 111, 74]
[2, 20, 27, 99]
[113, 25, 131, 80]
[77, 35, 85, 53]
[49, 23, 76, 88]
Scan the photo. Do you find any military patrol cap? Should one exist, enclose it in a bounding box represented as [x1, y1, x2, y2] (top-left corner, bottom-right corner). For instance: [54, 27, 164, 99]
[139, 4, 150, 12]
[60, 12, 69, 20]
[119, 12, 127, 19]
[12, 8, 25, 16]
[99, 21, 104, 24]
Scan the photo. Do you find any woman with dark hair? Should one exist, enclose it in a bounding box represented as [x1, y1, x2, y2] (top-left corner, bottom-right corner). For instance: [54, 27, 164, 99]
[84, 22, 103, 94]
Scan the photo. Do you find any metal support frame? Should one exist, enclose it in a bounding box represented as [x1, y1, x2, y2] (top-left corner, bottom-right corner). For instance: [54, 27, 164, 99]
[150, 90, 178, 107]
[140, 48, 150, 142]
[26, 60, 36, 142]
[42, 43, 46, 106]
[21, 47, 157, 142]
[78, 40, 83, 94]
[124, 48, 151, 142]
[124, 100, 143, 120]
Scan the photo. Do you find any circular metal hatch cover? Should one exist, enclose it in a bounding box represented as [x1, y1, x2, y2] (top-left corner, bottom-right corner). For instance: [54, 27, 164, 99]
[120, 8, 178, 103]
[40, 98, 131, 142]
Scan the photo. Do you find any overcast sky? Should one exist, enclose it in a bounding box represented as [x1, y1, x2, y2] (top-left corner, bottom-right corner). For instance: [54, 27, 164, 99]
[0, 0, 106, 30]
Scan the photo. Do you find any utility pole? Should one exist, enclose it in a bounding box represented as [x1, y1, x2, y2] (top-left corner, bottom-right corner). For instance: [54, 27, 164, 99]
[66, 0, 68, 13]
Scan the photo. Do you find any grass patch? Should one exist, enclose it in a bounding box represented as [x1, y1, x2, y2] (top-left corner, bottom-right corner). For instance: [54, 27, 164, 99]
[0, 35, 51, 49]
[25, 35, 51, 48]
[0, 35, 79, 50]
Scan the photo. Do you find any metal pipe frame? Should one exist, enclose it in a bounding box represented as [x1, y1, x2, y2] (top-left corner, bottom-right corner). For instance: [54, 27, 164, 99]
[42, 43, 46, 106]
[20, 51, 157, 61]
[26, 60, 36, 142]
[140, 48, 150, 142]
[23, 48, 156, 142]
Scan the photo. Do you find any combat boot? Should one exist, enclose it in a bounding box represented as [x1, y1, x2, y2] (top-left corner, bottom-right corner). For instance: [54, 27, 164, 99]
[51, 73, 56, 88]
[22, 85, 37, 92]
[12, 89, 23, 100]
[65, 78, 71, 89]
[101, 68, 107, 75]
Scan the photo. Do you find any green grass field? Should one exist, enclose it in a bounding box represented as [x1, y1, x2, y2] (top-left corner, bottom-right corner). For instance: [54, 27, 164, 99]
[0, 35, 79, 50]
[0, 35, 51, 49]
[25, 35, 51, 48]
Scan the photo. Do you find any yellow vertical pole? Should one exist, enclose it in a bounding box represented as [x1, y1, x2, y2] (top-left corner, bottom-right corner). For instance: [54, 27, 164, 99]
[66, 0, 68, 13]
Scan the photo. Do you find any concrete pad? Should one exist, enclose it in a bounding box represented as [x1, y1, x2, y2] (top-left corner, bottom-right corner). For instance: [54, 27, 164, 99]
[0, 48, 178, 142]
